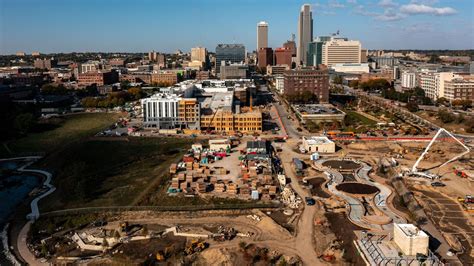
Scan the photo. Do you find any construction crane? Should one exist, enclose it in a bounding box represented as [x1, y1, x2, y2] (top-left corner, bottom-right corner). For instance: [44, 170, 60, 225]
[411, 128, 470, 179]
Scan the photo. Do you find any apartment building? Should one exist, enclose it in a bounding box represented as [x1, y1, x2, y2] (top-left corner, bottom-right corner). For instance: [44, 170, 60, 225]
[151, 71, 178, 85]
[444, 77, 474, 101]
[401, 71, 417, 89]
[283, 67, 329, 103]
[200, 109, 262, 134]
[178, 98, 200, 129]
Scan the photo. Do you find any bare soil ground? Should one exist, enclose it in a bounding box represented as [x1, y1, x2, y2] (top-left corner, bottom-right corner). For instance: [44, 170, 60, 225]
[409, 183, 474, 265]
[307, 177, 331, 198]
[325, 212, 366, 265]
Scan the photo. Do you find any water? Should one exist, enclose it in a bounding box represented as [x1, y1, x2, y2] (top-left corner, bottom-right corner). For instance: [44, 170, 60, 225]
[0, 161, 41, 266]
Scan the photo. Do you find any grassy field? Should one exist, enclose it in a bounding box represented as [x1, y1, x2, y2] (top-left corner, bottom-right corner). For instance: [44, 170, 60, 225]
[38, 137, 192, 211]
[4, 113, 121, 156]
[343, 111, 377, 133]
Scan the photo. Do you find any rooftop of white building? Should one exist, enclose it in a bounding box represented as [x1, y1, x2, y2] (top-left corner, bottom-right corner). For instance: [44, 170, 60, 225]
[395, 223, 428, 238]
[303, 136, 333, 145]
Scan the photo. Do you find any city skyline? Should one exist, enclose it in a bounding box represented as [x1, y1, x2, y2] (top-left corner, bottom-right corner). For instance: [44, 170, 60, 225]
[0, 0, 473, 55]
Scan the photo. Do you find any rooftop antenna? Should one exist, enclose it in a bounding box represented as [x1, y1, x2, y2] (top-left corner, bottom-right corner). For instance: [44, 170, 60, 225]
[291, 33, 295, 42]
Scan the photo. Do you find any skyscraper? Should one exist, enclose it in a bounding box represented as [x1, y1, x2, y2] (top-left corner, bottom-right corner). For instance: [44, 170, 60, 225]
[257, 21, 268, 50]
[297, 4, 313, 66]
[215, 44, 246, 74]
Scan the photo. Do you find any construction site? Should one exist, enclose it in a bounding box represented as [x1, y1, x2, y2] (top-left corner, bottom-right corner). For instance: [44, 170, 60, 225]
[21, 106, 474, 265]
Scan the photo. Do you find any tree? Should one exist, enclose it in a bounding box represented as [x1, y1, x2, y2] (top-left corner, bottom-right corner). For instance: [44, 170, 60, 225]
[406, 101, 419, 112]
[14, 113, 34, 135]
[452, 99, 472, 110]
[41, 84, 68, 95]
[333, 75, 343, 85]
[436, 97, 448, 106]
[127, 87, 144, 100]
[437, 108, 455, 123]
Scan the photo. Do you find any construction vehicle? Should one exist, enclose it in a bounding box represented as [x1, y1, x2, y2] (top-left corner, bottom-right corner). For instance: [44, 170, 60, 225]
[454, 169, 468, 178]
[409, 128, 470, 179]
[458, 195, 474, 204]
[156, 246, 174, 262]
[120, 222, 129, 233]
[184, 240, 208, 255]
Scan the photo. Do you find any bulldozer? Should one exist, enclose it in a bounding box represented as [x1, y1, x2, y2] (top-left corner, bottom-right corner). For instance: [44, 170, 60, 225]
[184, 239, 208, 255]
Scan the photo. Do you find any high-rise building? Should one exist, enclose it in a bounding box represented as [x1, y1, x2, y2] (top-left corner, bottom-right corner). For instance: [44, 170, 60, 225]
[257, 47, 273, 69]
[283, 67, 329, 103]
[274, 47, 292, 66]
[307, 41, 324, 67]
[401, 71, 417, 89]
[297, 4, 313, 65]
[215, 44, 246, 74]
[191, 47, 208, 63]
[257, 21, 269, 50]
[322, 37, 361, 66]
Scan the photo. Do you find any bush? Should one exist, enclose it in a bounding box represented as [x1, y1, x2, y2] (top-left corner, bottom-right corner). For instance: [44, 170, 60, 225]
[437, 108, 455, 123]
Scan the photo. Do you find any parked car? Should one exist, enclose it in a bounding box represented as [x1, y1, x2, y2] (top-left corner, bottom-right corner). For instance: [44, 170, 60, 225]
[431, 181, 446, 187]
[305, 197, 315, 206]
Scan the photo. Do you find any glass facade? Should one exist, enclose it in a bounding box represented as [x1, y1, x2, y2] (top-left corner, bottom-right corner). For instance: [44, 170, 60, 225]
[307, 42, 323, 67]
[215, 44, 246, 73]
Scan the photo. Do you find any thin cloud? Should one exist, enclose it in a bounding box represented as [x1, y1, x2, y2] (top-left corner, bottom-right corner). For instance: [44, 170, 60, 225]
[347, 0, 357, 4]
[400, 4, 457, 16]
[378, 0, 398, 8]
[328, 0, 346, 8]
[375, 8, 406, 21]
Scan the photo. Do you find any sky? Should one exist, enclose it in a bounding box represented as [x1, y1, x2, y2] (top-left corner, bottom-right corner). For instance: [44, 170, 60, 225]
[0, 0, 473, 54]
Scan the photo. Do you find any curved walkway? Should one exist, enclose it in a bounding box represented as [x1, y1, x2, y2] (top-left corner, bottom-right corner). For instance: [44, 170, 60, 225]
[318, 159, 406, 231]
[0, 156, 54, 266]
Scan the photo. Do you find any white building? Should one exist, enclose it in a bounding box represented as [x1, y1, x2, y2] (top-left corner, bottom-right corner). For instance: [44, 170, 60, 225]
[322, 38, 361, 66]
[393, 223, 429, 256]
[419, 70, 437, 99]
[331, 63, 369, 74]
[401, 71, 417, 89]
[301, 136, 335, 153]
[275, 76, 285, 94]
[419, 71, 473, 101]
[141, 93, 181, 129]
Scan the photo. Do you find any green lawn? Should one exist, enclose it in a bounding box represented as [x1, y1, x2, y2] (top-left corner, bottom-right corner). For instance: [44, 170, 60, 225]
[38, 137, 192, 211]
[6, 113, 121, 155]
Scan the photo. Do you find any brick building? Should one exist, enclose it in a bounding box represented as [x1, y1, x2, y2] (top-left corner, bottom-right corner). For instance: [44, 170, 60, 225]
[77, 70, 119, 86]
[274, 47, 292, 67]
[151, 71, 178, 85]
[257, 48, 273, 70]
[283, 67, 329, 103]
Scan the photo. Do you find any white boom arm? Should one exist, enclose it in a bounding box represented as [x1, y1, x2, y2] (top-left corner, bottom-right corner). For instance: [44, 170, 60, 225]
[412, 128, 471, 173]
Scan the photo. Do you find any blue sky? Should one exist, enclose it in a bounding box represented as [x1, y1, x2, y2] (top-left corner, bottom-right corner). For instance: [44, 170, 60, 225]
[0, 0, 473, 54]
